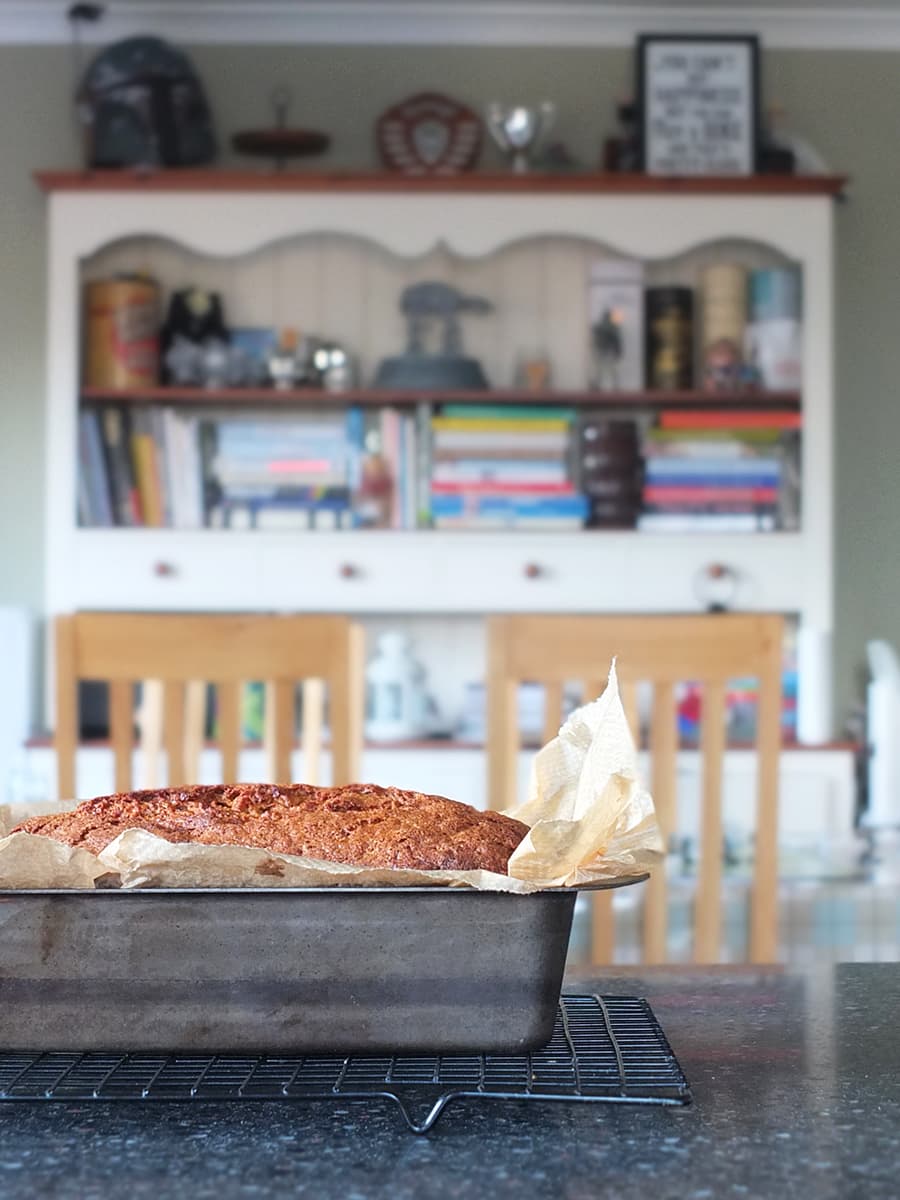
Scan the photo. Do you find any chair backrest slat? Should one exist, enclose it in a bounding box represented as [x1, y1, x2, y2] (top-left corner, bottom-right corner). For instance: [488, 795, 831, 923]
[54, 616, 78, 801]
[644, 679, 678, 964]
[268, 679, 295, 785]
[751, 634, 783, 962]
[327, 622, 365, 787]
[108, 679, 134, 794]
[487, 616, 520, 813]
[542, 682, 564, 745]
[617, 679, 639, 746]
[139, 680, 164, 787]
[217, 680, 241, 785]
[183, 680, 206, 786]
[163, 681, 186, 787]
[695, 679, 726, 962]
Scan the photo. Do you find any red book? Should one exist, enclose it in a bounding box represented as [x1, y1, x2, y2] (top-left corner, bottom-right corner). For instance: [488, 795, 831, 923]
[643, 485, 779, 504]
[429, 481, 576, 495]
[659, 410, 801, 430]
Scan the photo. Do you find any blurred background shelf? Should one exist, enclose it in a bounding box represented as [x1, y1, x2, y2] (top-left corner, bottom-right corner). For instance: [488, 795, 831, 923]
[79, 386, 803, 409]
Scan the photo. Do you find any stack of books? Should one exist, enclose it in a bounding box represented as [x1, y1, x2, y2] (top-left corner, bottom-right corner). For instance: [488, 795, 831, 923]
[429, 405, 586, 530]
[208, 414, 352, 530]
[77, 407, 206, 529]
[637, 409, 801, 533]
[77, 404, 430, 532]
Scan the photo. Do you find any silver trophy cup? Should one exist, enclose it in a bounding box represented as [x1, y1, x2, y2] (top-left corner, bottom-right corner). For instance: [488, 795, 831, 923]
[486, 102, 556, 173]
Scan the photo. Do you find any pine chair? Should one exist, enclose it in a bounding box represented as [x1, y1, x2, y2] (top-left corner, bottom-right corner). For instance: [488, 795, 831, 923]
[486, 613, 783, 965]
[54, 612, 365, 799]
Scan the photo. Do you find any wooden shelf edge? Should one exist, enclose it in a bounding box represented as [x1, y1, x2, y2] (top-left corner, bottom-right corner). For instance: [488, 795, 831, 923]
[35, 169, 849, 197]
[80, 385, 803, 410]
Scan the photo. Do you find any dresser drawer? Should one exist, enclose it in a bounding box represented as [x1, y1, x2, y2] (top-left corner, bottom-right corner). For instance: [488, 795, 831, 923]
[73, 532, 265, 610]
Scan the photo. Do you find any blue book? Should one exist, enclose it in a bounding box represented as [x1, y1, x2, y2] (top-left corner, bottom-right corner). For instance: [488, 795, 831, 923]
[644, 474, 781, 489]
[79, 410, 114, 526]
[478, 496, 589, 518]
[644, 457, 781, 478]
[431, 493, 588, 518]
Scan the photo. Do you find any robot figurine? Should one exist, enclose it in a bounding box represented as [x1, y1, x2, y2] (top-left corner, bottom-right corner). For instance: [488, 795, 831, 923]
[374, 281, 491, 390]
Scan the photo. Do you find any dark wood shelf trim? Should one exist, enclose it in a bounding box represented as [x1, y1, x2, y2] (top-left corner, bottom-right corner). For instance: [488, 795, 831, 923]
[80, 385, 803, 410]
[35, 169, 849, 197]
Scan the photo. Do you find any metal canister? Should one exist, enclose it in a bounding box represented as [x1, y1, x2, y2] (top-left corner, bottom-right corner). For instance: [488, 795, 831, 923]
[701, 263, 747, 349]
[645, 286, 694, 389]
[84, 276, 160, 388]
[749, 268, 801, 322]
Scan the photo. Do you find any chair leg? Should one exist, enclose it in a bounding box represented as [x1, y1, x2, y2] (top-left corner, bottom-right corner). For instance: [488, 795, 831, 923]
[301, 678, 324, 785]
[138, 680, 164, 789]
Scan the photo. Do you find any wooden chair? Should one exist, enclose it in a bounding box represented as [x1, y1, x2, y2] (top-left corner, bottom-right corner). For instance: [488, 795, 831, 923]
[486, 613, 783, 965]
[54, 613, 365, 800]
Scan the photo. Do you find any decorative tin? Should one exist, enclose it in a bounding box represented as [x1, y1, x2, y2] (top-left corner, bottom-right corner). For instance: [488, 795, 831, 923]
[645, 286, 694, 389]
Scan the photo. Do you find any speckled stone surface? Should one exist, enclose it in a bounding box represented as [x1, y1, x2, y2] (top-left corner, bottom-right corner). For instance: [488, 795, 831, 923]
[0, 964, 897, 1199]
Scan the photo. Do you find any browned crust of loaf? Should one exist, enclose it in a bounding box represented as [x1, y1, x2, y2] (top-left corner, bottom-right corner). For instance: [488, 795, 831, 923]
[12, 782, 529, 874]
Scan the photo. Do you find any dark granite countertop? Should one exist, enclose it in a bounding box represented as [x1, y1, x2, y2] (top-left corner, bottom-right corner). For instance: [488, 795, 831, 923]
[0, 963, 897, 1199]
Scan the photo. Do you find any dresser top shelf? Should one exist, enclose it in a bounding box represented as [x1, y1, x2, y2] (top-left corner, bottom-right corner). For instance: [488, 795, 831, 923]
[35, 169, 849, 196]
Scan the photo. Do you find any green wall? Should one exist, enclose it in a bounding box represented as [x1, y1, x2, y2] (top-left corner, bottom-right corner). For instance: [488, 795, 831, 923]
[1, 42, 897, 723]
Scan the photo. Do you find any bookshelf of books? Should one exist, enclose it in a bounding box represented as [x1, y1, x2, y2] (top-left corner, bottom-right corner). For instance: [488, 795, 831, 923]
[38, 172, 841, 749]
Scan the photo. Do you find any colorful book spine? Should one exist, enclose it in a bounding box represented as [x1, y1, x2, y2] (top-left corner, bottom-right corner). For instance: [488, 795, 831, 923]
[78, 410, 114, 527]
[431, 417, 571, 433]
[644, 456, 781, 477]
[416, 401, 432, 529]
[345, 406, 365, 498]
[99, 407, 140, 526]
[130, 410, 164, 527]
[431, 494, 588, 518]
[439, 405, 577, 421]
[433, 459, 568, 483]
[637, 512, 777, 532]
[659, 410, 801, 430]
[643, 485, 779, 505]
[431, 480, 575, 496]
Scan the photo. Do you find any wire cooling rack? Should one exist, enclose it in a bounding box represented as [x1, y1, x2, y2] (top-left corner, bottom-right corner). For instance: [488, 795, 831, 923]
[0, 994, 690, 1133]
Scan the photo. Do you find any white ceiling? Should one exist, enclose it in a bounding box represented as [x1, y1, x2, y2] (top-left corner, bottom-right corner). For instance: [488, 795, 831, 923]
[5, 1, 900, 48]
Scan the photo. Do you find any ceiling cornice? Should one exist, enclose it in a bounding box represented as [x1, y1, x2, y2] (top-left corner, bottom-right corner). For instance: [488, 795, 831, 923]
[5, 2, 900, 51]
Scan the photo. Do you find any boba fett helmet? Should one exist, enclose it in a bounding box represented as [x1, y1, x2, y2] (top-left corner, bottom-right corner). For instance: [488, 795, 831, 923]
[78, 35, 217, 168]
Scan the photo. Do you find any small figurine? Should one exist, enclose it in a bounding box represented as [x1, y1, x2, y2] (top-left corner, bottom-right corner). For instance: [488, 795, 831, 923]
[199, 338, 233, 389]
[312, 342, 356, 392]
[374, 280, 492, 390]
[163, 333, 203, 385]
[160, 287, 230, 384]
[591, 307, 624, 390]
[703, 337, 762, 392]
[267, 328, 303, 390]
[517, 356, 552, 390]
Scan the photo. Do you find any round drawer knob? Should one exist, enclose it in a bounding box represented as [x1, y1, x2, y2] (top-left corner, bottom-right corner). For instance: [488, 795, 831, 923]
[153, 561, 177, 578]
[523, 562, 545, 580]
[338, 562, 361, 580]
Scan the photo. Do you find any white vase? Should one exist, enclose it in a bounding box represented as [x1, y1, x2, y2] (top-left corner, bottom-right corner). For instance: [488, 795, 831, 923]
[365, 632, 431, 742]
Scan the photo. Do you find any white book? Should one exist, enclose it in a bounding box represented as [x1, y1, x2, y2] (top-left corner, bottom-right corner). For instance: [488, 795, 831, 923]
[433, 431, 568, 452]
[637, 512, 776, 533]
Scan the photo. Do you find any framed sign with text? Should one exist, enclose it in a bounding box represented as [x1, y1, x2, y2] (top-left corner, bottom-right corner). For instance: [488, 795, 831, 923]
[637, 34, 760, 176]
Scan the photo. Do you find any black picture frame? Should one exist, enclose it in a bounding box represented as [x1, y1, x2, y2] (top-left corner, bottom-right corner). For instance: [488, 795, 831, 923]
[636, 33, 760, 176]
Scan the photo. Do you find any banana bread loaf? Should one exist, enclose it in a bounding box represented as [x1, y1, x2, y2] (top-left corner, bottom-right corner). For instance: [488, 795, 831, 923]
[12, 782, 528, 874]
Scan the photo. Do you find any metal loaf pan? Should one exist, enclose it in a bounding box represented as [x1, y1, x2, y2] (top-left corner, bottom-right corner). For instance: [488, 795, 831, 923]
[0, 882, 641, 1055]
